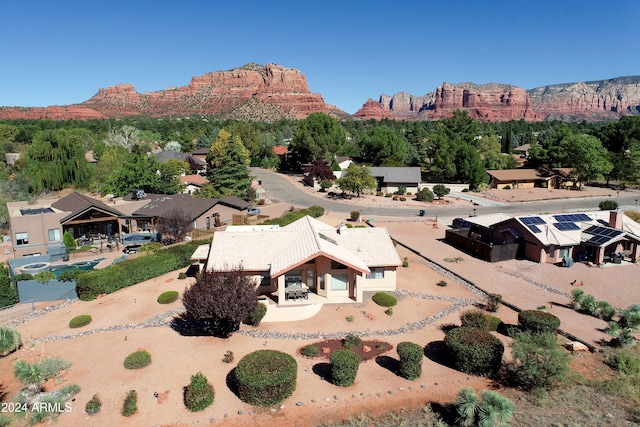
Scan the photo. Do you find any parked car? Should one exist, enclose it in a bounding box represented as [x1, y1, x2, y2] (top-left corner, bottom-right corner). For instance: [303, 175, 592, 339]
[247, 207, 261, 215]
[451, 218, 471, 228]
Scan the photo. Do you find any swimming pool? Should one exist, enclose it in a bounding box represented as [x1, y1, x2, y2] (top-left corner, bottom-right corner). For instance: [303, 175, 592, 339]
[18, 258, 104, 278]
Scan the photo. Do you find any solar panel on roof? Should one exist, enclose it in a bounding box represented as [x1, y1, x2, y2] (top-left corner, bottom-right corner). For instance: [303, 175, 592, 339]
[526, 224, 542, 233]
[598, 219, 609, 226]
[521, 216, 545, 225]
[554, 213, 591, 222]
[554, 222, 580, 231]
[584, 225, 600, 234]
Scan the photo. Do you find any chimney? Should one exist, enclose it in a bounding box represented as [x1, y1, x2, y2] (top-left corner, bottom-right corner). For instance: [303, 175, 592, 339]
[609, 210, 623, 229]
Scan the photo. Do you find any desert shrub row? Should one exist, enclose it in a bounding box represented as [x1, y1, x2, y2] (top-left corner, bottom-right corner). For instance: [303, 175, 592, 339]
[261, 206, 324, 227]
[75, 240, 206, 300]
[571, 288, 616, 321]
[235, 350, 297, 406]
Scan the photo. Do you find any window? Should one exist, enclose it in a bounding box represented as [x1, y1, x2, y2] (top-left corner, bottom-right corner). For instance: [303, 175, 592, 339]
[206, 217, 210, 230]
[331, 274, 348, 291]
[319, 274, 325, 290]
[16, 232, 28, 245]
[366, 267, 384, 279]
[559, 247, 570, 258]
[48, 229, 61, 242]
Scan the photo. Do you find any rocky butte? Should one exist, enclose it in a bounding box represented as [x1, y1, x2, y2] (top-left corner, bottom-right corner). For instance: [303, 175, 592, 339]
[0, 63, 329, 121]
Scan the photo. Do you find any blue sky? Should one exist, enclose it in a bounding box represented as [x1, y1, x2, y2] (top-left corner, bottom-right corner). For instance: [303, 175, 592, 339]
[1, 1, 639, 114]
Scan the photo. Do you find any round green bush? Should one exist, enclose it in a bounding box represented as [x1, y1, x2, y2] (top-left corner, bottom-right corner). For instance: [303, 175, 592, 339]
[123, 350, 152, 370]
[85, 394, 102, 415]
[460, 309, 489, 330]
[397, 341, 423, 380]
[518, 310, 560, 334]
[122, 390, 137, 417]
[300, 344, 320, 357]
[0, 327, 22, 357]
[372, 292, 397, 308]
[329, 349, 360, 387]
[247, 302, 267, 326]
[178, 272, 187, 280]
[235, 350, 297, 406]
[184, 371, 215, 412]
[58, 268, 86, 282]
[11, 273, 34, 282]
[69, 314, 92, 329]
[444, 327, 504, 377]
[350, 210, 360, 221]
[485, 315, 504, 332]
[157, 290, 179, 304]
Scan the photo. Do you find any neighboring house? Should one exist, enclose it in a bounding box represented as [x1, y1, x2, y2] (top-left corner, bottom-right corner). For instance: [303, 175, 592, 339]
[332, 156, 353, 179]
[191, 216, 401, 304]
[8, 192, 250, 258]
[180, 174, 209, 194]
[445, 210, 640, 265]
[511, 143, 531, 158]
[368, 167, 422, 194]
[156, 150, 207, 175]
[191, 147, 210, 164]
[487, 168, 575, 190]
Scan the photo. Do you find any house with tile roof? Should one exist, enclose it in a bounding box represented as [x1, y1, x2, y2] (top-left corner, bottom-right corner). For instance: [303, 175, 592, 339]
[191, 216, 402, 304]
[486, 168, 575, 189]
[445, 210, 640, 265]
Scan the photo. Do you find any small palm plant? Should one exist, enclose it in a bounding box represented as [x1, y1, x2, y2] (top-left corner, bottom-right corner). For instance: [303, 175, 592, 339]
[456, 388, 515, 427]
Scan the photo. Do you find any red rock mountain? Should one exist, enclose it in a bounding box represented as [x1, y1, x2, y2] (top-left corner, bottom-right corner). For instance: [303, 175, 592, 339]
[0, 63, 330, 121]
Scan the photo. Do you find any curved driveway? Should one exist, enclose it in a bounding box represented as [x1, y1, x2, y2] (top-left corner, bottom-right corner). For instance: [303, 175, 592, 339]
[252, 168, 640, 218]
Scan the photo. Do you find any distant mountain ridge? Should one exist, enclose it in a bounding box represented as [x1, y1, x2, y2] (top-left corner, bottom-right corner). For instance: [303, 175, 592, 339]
[0, 63, 638, 122]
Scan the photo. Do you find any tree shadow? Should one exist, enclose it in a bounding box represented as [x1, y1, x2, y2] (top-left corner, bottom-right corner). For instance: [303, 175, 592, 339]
[424, 341, 450, 368]
[429, 401, 458, 425]
[170, 312, 208, 336]
[312, 363, 332, 382]
[438, 323, 458, 333]
[375, 355, 399, 375]
[185, 264, 199, 278]
[225, 367, 240, 398]
[551, 301, 573, 310]
[497, 322, 520, 337]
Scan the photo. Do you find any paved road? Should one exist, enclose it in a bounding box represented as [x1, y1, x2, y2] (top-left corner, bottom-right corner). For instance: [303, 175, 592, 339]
[251, 168, 640, 218]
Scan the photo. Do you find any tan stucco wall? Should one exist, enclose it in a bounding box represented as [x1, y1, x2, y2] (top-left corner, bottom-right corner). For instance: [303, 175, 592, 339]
[8, 201, 67, 258]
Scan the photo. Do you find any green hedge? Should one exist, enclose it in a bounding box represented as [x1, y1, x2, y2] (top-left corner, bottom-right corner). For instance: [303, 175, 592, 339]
[123, 350, 152, 370]
[75, 240, 206, 300]
[372, 292, 397, 308]
[261, 206, 325, 227]
[157, 291, 179, 304]
[460, 309, 489, 330]
[329, 349, 360, 387]
[0, 327, 22, 357]
[246, 302, 267, 326]
[58, 268, 87, 282]
[518, 310, 560, 334]
[69, 315, 92, 329]
[235, 350, 297, 406]
[444, 327, 504, 377]
[397, 341, 423, 380]
[184, 372, 215, 412]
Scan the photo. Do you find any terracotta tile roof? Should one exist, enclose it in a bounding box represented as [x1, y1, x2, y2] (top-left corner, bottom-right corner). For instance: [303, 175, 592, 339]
[180, 174, 209, 187]
[272, 145, 289, 155]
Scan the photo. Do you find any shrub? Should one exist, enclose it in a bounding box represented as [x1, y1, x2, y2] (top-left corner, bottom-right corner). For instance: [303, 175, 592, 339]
[184, 372, 215, 412]
[372, 292, 397, 307]
[432, 184, 450, 199]
[58, 268, 86, 282]
[75, 239, 206, 300]
[235, 350, 297, 406]
[11, 273, 34, 282]
[385, 307, 393, 316]
[402, 257, 409, 267]
[416, 187, 435, 202]
[604, 348, 640, 376]
[0, 327, 22, 357]
[69, 314, 92, 329]
[342, 334, 362, 350]
[329, 349, 360, 387]
[518, 310, 560, 334]
[444, 327, 504, 376]
[178, 272, 187, 280]
[301, 344, 320, 357]
[122, 390, 137, 417]
[350, 210, 360, 222]
[63, 231, 76, 249]
[509, 332, 570, 391]
[376, 192, 383, 197]
[34, 271, 56, 284]
[455, 388, 515, 427]
[247, 302, 267, 326]
[346, 315, 354, 322]
[399, 197, 406, 201]
[485, 315, 503, 332]
[460, 309, 489, 330]
[123, 350, 151, 370]
[392, 195, 398, 201]
[397, 341, 423, 380]
[85, 394, 102, 415]
[397, 185, 407, 195]
[486, 293, 502, 312]
[437, 280, 448, 287]
[593, 300, 617, 321]
[157, 290, 179, 304]
[385, 193, 392, 198]
[222, 351, 234, 363]
[599, 199, 619, 210]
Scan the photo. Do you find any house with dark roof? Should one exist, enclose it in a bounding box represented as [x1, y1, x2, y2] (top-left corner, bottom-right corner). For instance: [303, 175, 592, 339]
[368, 167, 422, 193]
[445, 210, 640, 265]
[156, 150, 207, 175]
[191, 215, 401, 304]
[7, 192, 251, 258]
[486, 168, 575, 189]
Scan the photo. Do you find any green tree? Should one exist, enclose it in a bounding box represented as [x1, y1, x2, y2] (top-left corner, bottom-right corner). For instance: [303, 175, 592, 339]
[508, 332, 570, 391]
[456, 144, 487, 189]
[336, 164, 377, 197]
[360, 126, 407, 166]
[25, 129, 93, 193]
[0, 264, 19, 308]
[289, 113, 346, 168]
[560, 134, 613, 188]
[205, 129, 252, 198]
[432, 184, 450, 199]
[101, 152, 181, 196]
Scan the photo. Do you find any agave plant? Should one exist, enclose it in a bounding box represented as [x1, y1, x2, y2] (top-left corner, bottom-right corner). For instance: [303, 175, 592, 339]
[570, 288, 585, 310]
